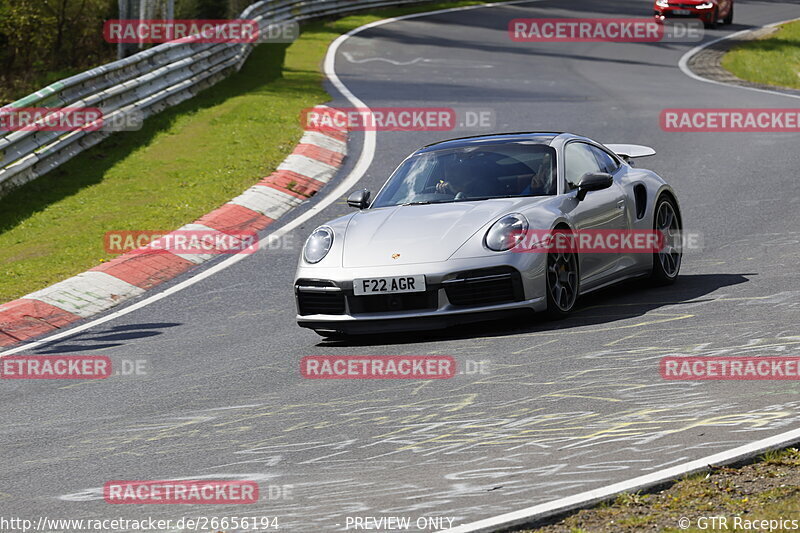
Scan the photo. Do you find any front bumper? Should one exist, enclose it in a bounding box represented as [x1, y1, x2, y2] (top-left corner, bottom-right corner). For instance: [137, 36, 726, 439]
[654, 6, 716, 23]
[295, 254, 548, 334]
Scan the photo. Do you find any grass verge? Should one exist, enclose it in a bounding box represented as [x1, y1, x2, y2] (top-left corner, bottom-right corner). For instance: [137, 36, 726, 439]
[0, 1, 484, 303]
[519, 447, 800, 533]
[721, 19, 800, 90]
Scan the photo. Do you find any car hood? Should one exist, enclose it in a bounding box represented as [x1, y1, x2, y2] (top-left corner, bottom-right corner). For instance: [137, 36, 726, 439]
[342, 200, 526, 267]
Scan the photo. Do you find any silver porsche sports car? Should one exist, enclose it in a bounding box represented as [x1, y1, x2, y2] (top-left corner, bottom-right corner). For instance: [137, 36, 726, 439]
[294, 132, 682, 337]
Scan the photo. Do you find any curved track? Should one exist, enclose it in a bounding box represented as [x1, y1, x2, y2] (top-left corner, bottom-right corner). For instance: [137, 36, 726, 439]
[3, 1, 800, 530]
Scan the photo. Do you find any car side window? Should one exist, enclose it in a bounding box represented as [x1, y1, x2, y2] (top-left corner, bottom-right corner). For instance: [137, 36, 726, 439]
[564, 142, 603, 188]
[589, 146, 620, 174]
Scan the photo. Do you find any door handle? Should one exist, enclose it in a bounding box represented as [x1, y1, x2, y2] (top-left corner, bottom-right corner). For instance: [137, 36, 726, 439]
[616, 200, 625, 209]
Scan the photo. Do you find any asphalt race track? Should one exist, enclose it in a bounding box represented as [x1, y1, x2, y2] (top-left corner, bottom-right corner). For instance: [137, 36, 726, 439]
[2, 0, 800, 530]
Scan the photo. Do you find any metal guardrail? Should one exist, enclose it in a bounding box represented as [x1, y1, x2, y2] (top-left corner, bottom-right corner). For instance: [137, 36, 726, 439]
[0, 0, 434, 197]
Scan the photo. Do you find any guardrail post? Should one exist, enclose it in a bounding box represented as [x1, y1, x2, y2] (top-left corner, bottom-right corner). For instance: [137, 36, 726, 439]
[117, 0, 144, 59]
[138, 0, 148, 52]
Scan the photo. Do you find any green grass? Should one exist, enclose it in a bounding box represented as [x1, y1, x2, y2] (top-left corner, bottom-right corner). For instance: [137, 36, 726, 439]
[721, 19, 800, 89]
[0, 1, 484, 303]
[519, 448, 800, 533]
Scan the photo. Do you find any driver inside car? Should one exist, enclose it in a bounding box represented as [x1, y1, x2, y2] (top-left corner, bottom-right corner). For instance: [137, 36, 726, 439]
[434, 157, 498, 198]
[518, 152, 553, 196]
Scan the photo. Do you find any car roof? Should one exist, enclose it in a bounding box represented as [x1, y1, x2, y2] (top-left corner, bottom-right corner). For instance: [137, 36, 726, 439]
[417, 132, 564, 153]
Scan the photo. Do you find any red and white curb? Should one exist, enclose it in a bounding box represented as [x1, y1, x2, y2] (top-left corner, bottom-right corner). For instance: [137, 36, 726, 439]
[0, 105, 347, 347]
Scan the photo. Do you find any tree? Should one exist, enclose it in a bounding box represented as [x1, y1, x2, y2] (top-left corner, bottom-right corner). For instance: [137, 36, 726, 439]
[0, 0, 116, 73]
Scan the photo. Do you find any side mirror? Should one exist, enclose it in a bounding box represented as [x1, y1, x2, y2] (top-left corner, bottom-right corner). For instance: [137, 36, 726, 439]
[576, 172, 613, 201]
[347, 189, 371, 209]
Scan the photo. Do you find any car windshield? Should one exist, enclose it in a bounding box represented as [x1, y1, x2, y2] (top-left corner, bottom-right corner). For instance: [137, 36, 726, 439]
[370, 142, 558, 208]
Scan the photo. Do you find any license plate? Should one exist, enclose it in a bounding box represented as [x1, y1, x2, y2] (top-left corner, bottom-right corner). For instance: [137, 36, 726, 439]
[353, 275, 426, 296]
[673, 9, 691, 14]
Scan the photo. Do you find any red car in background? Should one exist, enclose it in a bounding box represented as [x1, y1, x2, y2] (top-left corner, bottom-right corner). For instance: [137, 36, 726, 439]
[654, 0, 733, 28]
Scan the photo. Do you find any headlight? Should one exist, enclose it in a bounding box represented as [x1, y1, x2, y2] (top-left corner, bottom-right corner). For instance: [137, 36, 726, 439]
[696, 2, 714, 8]
[656, 0, 669, 6]
[303, 226, 333, 264]
[485, 213, 528, 252]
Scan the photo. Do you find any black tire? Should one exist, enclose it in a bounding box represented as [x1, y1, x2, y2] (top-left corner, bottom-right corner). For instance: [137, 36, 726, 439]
[649, 196, 682, 286]
[723, 5, 733, 24]
[705, 8, 719, 28]
[544, 241, 579, 319]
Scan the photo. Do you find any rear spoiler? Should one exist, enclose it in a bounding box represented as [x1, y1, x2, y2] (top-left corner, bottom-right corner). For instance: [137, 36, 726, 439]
[604, 144, 656, 162]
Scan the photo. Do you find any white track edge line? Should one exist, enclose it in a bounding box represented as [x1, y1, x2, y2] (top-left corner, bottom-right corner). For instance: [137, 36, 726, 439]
[443, 427, 800, 532]
[678, 17, 800, 100]
[0, 0, 536, 356]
